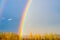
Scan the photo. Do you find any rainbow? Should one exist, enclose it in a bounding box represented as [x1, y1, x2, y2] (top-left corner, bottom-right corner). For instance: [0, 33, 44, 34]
[18, 0, 32, 38]
[0, 0, 6, 18]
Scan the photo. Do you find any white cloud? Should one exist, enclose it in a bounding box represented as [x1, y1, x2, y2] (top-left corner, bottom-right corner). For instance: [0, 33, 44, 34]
[8, 18, 12, 21]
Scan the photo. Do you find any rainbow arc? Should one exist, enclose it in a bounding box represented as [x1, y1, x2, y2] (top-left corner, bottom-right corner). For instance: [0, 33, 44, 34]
[18, 0, 32, 38]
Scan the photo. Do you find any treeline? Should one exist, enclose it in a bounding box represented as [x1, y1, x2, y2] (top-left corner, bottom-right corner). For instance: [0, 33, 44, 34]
[0, 32, 60, 40]
[23, 33, 60, 40]
[0, 32, 20, 40]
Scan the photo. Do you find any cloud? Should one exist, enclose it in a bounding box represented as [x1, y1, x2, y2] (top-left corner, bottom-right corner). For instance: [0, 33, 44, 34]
[8, 18, 12, 21]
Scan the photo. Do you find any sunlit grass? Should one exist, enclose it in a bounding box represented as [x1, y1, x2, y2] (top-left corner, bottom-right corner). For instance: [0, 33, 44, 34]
[0, 32, 60, 40]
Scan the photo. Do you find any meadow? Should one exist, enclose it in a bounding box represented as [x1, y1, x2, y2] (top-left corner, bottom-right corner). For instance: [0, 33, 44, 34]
[0, 32, 60, 40]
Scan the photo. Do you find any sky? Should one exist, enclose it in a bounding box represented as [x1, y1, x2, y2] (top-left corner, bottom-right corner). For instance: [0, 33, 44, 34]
[0, 0, 60, 35]
[23, 0, 60, 35]
[0, 0, 27, 33]
[0, 0, 1, 5]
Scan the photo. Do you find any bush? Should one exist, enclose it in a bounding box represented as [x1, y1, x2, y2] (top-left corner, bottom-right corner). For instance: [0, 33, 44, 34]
[0, 32, 20, 40]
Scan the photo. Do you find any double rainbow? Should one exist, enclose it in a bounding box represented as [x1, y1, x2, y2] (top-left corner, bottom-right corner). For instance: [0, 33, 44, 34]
[18, 0, 32, 38]
[0, 0, 32, 38]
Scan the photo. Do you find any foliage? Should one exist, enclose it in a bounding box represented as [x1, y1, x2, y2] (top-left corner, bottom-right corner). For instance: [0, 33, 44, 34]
[0, 32, 20, 40]
[0, 32, 60, 40]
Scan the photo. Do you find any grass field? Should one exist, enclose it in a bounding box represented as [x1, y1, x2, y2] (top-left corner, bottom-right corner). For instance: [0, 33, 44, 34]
[0, 32, 60, 40]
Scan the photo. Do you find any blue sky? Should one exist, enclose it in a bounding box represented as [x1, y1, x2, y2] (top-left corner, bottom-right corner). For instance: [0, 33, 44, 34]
[0, 0, 2, 7]
[0, 1, 1, 4]
[0, 0, 60, 35]
[0, 0, 27, 33]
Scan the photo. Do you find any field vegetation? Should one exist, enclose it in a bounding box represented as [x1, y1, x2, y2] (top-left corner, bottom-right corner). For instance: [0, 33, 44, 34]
[0, 32, 60, 40]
